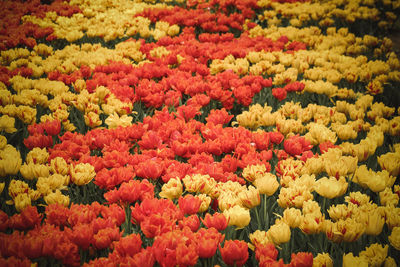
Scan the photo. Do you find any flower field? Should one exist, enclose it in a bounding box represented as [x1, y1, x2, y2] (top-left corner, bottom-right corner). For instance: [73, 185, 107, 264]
[1, 0, 400, 266]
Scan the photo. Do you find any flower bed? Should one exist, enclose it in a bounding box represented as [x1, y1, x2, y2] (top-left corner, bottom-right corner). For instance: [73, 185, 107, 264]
[0, 0, 400, 266]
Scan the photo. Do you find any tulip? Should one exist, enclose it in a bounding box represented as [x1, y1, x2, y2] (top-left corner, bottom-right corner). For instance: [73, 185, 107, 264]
[238, 186, 260, 209]
[342, 253, 368, 267]
[283, 208, 302, 228]
[50, 157, 70, 176]
[253, 173, 279, 196]
[289, 252, 313, 267]
[70, 163, 96, 186]
[242, 164, 267, 183]
[313, 253, 333, 267]
[178, 194, 202, 215]
[201, 212, 228, 231]
[267, 221, 291, 246]
[159, 177, 183, 200]
[388, 227, 400, 250]
[113, 233, 142, 257]
[314, 176, 348, 199]
[379, 187, 399, 207]
[179, 215, 200, 232]
[223, 205, 251, 229]
[359, 243, 388, 266]
[249, 230, 269, 250]
[219, 240, 249, 267]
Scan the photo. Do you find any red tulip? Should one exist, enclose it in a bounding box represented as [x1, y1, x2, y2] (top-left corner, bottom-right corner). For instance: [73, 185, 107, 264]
[201, 212, 228, 231]
[178, 194, 202, 215]
[272, 87, 287, 101]
[113, 233, 142, 257]
[289, 252, 313, 267]
[219, 240, 249, 266]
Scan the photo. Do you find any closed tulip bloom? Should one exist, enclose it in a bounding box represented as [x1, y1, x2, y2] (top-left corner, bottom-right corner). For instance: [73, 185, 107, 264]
[223, 205, 251, 229]
[342, 253, 368, 267]
[302, 200, 322, 216]
[26, 147, 49, 164]
[239, 186, 260, 209]
[178, 194, 202, 215]
[313, 253, 333, 267]
[196, 228, 223, 258]
[379, 187, 399, 207]
[201, 212, 228, 231]
[159, 177, 182, 200]
[179, 214, 200, 232]
[254, 242, 278, 262]
[359, 243, 388, 266]
[197, 194, 211, 213]
[384, 257, 397, 267]
[218, 191, 241, 211]
[70, 223, 94, 250]
[266, 221, 291, 246]
[253, 173, 279, 196]
[360, 207, 385, 236]
[20, 163, 50, 180]
[14, 193, 31, 212]
[327, 204, 353, 221]
[0, 145, 22, 176]
[242, 164, 267, 183]
[354, 165, 395, 192]
[0, 182, 4, 195]
[384, 206, 400, 229]
[315, 176, 348, 199]
[300, 213, 324, 235]
[219, 240, 249, 267]
[44, 189, 70, 207]
[113, 233, 142, 257]
[182, 174, 215, 194]
[0, 115, 17, 133]
[249, 230, 269, 249]
[290, 252, 313, 267]
[50, 157, 70, 176]
[93, 227, 121, 250]
[324, 218, 365, 243]
[278, 185, 314, 209]
[283, 208, 302, 228]
[70, 163, 96, 186]
[388, 227, 400, 250]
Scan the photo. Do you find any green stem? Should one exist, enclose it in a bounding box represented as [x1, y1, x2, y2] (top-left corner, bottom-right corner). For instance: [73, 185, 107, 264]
[254, 206, 261, 229]
[82, 185, 88, 204]
[263, 195, 269, 229]
[79, 248, 88, 265]
[122, 204, 132, 236]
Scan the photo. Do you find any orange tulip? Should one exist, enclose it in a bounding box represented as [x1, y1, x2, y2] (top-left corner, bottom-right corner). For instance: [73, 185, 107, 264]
[219, 240, 249, 267]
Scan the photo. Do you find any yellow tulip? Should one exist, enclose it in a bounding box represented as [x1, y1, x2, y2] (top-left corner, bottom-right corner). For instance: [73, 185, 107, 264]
[388, 227, 400, 250]
[50, 157, 70, 176]
[359, 243, 388, 267]
[44, 189, 70, 207]
[223, 205, 251, 229]
[313, 253, 333, 267]
[253, 173, 279, 196]
[70, 163, 96, 186]
[266, 221, 291, 246]
[26, 147, 49, 165]
[315, 176, 348, 199]
[14, 193, 31, 212]
[159, 177, 183, 200]
[342, 253, 368, 267]
[238, 186, 260, 209]
[282, 207, 302, 228]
